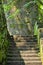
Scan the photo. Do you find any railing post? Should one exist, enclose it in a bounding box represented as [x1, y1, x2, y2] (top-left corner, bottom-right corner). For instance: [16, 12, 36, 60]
[40, 38, 43, 64]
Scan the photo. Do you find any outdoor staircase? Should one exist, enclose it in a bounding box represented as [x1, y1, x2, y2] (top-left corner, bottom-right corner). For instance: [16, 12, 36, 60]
[6, 35, 42, 65]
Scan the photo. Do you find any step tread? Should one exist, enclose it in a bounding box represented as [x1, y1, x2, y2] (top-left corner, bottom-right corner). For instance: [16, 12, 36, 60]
[9, 47, 39, 51]
[9, 44, 37, 46]
[7, 56, 40, 58]
[15, 42, 37, 45]
[15, 39, 37, 42]
[7, 60, 41, 63]
[7, 50, 38, 53]
[7, 53, 39, 57]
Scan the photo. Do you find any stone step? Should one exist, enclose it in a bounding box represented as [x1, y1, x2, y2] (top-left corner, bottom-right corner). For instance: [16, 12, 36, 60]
[7, 57, 41, 61]
[9, 44, 37, 48]
[8, 48, 38, 51]
[25, 63, 42, 65]
[15, 41, 37, 44]
[14, 39, 37, 42]
[10, 42, 37, 47]
[8, 47, 39, 51]
[16, 35, 37, 38]
[17, 37, 37, 40]
[13, 35, 37, 42]
[7, 60, 41, 64]
[6, 63, 42, 65]
[8, 46, 37, 50]
[20, 51, 38, 54]
[7, 53, 39, 57]
[15, 42, 37, 46]
[9, 42, 33, 47]
[7, 50, 38, 53]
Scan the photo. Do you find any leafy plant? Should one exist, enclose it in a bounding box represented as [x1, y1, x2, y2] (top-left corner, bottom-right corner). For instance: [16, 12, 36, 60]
[0, 0, 9, 63]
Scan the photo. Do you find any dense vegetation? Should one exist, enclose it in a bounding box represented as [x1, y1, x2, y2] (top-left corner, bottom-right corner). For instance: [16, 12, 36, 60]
[0, 0, 9, 64]
[3, 0, 43, 22]
[3, 0, 43, 35]
[0, 0, 43, 64]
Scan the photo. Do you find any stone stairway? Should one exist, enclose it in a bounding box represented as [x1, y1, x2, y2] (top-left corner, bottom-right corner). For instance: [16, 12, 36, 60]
[6, 35, 42, 65]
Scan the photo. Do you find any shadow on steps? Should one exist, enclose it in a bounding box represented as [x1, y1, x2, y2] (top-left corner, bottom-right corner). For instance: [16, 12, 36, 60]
[13, 35, 38, 51]
[6, 35, 25, 65]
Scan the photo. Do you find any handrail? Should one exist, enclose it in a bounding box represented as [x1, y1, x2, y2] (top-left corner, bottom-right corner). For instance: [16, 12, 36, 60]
[34, 22, 43, 64]
[40, 29, 43, 64]
[40, 38, 43, 64]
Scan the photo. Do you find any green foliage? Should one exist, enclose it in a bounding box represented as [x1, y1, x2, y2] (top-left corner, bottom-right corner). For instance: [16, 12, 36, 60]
[0, 1, 9, 63]
[8, 9, 20, 19]
[0, 50, 6, 62]
[3, 4, 11, 12]
[23, 1, 36, 8]
[34, 22, 38, 35]
[37, 0, 43, 22]
[34, 22, 40, 48]
[0, 0, 43, 64]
